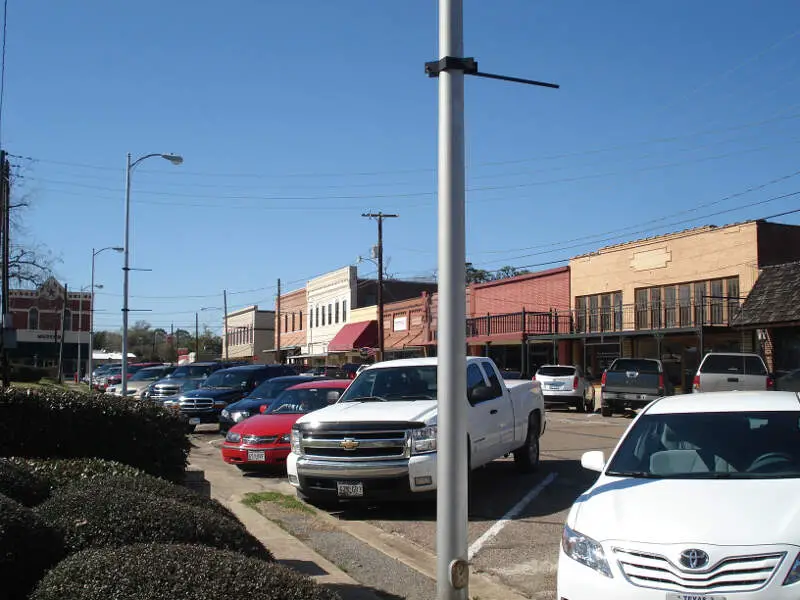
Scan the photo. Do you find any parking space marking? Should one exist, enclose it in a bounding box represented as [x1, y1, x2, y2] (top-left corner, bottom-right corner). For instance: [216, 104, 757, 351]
[467, 472, 558, 561]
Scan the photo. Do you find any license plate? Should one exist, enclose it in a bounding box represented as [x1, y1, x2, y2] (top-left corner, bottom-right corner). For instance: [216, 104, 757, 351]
[625, 393, 647, 400]
[247, 450, 266, 462]
[545, 383, 563, 390]
[666, 594, 726, 600]
[188, 417, 201, 425]
[336, 481, 364, 497]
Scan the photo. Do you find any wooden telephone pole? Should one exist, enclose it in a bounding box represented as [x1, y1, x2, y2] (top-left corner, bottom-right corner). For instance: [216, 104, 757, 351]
[361, 213, 398, 361]
[275, 278, 281, 364]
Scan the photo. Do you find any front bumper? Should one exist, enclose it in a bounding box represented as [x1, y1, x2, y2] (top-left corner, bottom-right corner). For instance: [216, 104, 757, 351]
[222, 443, 290, 466]
[557, 545, 799, 600]
[287, 452, 437, 500]
[601, 390, 660, 408]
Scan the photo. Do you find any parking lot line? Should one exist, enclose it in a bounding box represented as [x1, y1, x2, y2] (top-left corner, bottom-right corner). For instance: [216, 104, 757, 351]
[467, 471, 558, 561]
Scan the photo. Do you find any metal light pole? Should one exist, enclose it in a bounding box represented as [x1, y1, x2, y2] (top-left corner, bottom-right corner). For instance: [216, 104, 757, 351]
[77, 283, 102, 383]
[122, 153, 182, 396]
[436, 0, 469, 598]
[89, 246, 123, 386]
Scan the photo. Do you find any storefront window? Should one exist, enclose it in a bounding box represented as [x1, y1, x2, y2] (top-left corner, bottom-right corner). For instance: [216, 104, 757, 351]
[635, 289, 648, 329]
[726, 277, 739, 322]
[694, 281, 707, 326]
[575, 297, 586, 333]
[664, 286, 677, 328]
[650, 287, 662, 329]
[710, 279, 723, 325]
[613, 292, 623, 331]
[679, 284, 691, 326]
[600, 294, 611, 331]
[589, 296, 599, 332]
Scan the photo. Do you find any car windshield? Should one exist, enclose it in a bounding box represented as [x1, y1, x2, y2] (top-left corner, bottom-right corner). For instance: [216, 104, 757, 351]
[130, 368, 164, 382]
[338, 366, 437, 402]
[538, 366, 575, 377]
[171, 365, 214, 379]
[203, 370, 249, 389]
[700, 355, 767, 376]
[606, 411, 800, 479]
[609, 359, 659, 373]
[270, 387, 343, 414]
[250, 379, 304, 399]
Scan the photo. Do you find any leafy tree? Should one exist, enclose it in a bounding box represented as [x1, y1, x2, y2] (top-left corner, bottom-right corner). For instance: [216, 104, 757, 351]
[490, 265, 531, 281]
[466, 262, 491, 284]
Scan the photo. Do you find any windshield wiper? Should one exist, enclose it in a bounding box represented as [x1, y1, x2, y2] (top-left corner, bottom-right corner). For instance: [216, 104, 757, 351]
[342, 396, 387, 403]
[604, 470, 664, 479]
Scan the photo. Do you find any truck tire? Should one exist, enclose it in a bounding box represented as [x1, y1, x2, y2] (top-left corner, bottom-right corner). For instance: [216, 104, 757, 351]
[514, 413, 540, 474]
[601, 405, 613, 418]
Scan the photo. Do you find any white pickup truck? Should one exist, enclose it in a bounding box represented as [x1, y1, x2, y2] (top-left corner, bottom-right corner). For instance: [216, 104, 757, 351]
[287, 357, 545, 503]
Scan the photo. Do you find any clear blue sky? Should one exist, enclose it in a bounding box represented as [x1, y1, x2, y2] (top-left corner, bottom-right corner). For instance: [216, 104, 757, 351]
[4, 0, 800, 335]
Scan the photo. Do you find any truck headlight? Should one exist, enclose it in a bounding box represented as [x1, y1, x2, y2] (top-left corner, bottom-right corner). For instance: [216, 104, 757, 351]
[225, 431, 241, 444]
[290, 429, 303, 455]
[784, 552, 800, 585]
[221, 409, 230, 418]
[279, 433, 291, 444]
[232, 410, 250, 422]
[411, 426, 437, 454]
[561, 524, 612, 578]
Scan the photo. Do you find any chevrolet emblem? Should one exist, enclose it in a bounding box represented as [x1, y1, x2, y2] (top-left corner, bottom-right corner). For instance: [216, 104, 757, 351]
[340, 438, 360, 451]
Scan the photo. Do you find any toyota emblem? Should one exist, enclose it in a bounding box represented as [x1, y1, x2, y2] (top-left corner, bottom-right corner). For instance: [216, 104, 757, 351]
[679, 549, 709, 570]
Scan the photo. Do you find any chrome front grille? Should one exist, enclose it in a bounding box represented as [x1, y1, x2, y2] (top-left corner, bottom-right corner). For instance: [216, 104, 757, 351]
[242, 435, 277, 445]
[614, 547, 785, 593]
[151, 385, 181, 399]
[178, 397, 214, 412]
[301, 429, 409, 461]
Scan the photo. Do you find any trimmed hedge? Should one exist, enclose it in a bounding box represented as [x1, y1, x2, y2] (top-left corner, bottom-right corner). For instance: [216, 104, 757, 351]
[31, 543, 340, 600]
[61, 472, 238, 521]
[0, 458, 51, 506]
[6, 457, 146, 489]
[0, 388, 190, 481]
[35, 485, 273, 561]
[0, 493, 65, 600]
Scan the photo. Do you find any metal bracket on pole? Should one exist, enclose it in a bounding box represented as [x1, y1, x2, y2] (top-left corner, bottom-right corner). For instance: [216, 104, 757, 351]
[425, 56, 560, 89]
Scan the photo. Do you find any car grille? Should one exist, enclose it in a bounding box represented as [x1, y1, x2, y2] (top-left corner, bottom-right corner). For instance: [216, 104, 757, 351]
[179, 397, 214, 412]
[614, 548, 786, 593]
[242, 435, 277, 445]
[300, 429, 408, 461]
[151, 385, 181, 399]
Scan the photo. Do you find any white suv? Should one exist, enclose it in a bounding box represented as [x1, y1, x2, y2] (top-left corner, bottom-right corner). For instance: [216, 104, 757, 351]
[558, 390, 800, 599]
[693, 352, 773, 393]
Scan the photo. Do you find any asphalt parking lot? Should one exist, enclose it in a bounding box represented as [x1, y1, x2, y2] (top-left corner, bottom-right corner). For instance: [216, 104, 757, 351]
[191, 408, 632, 599]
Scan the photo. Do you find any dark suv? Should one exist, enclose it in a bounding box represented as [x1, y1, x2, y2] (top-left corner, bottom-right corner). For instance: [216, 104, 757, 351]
[150, 361, 244, 401]
[164, 364, 296, 430]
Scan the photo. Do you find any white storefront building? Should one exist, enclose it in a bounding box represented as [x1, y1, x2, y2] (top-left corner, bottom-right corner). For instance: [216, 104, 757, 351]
[304, 266, 356, 359]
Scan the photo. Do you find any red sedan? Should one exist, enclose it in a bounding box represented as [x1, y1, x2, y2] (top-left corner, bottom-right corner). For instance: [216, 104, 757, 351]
[221, 379, 350, 471]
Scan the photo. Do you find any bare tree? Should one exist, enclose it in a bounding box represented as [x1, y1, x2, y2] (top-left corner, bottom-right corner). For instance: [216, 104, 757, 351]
[6, 179, 58, 287]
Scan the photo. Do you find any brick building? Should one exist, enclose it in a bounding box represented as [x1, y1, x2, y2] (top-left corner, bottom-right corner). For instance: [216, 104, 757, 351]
[465, 267, 572, 374]
[275, 287, 307, 361]
[223, 305, 275, 362]
[7, 277, 92, 373]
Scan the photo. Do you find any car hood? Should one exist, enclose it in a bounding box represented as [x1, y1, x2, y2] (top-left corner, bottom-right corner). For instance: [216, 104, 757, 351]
[125, 381, 154, 392]
[231, 413, 302, 436]
[295, 400, 438, 426]
[227, 397, 274, 412]
[572, 475, 800, 545]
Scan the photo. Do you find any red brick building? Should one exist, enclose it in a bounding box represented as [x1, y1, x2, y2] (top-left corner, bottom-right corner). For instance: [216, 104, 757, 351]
[276, 287, 307, 361]
[7, 277, 92, 372]
[466, 267, 571, 374]
[383, 292, 435, 359]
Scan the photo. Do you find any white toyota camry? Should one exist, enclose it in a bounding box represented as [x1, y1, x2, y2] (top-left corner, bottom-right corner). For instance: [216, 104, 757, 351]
[558, 390, 800, 600]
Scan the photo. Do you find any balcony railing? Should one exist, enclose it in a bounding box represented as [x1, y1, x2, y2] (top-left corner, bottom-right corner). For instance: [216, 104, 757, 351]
[464, 298, 742, 339]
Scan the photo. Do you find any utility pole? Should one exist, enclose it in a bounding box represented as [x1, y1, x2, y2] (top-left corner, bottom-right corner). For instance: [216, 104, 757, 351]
[0, 150, 9, 388]
[275, 278, 281, 364]
[361, 212, 398, 361]
[223, 289, 229, 360]
[195, 312, 199, 361]
[57, 283, 67, 384]
[170, 323, 174, 362]
[424, 1, 558, 597]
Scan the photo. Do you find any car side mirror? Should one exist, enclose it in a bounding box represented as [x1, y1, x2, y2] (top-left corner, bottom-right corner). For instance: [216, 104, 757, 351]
[581, 450, 605, 473]
[469, 385, 495, 404]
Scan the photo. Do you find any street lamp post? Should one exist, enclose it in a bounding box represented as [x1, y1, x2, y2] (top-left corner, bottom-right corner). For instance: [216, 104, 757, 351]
[77, 283, 103, 383]
[88, 246, 122, 386]
[121, 152, 183, 396]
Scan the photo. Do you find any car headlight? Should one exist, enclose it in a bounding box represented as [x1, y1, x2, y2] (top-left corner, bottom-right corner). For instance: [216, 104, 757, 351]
[561, 524, 612, 578]
[221, 409, 230, 418]
[214, 399, 227, 407]
[411, 426, 437, 454]
[225, 431, 241, 444]
[290, 429, 303, 455]
[279, 433, 291, 444]
[784, 552, 800, 585]
[232, 410, 250, 422]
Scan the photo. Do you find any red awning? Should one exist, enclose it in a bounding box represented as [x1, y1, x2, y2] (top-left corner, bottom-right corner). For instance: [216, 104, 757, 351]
[328, 320, 378, 352]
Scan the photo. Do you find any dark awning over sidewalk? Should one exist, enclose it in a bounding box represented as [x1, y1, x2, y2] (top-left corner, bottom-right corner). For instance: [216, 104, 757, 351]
[733, 261, 800, 327]
[328, 321, 378, 352]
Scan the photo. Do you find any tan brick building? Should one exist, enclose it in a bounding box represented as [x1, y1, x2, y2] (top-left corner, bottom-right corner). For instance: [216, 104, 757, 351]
[223, 305, 275, 362]
[275, 287, 306, 361]
[568, 220, 800, 389]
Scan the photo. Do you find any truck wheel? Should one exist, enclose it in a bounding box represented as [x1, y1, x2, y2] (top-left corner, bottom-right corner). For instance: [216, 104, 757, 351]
[601, 405, 613, 418]
[576, 395, 586, 413]
[514, 414, 540, 474]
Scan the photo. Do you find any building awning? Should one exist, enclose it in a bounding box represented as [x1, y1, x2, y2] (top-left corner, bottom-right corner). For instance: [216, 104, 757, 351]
[328, 320, 378, 352]
[732, 260, 800, 327]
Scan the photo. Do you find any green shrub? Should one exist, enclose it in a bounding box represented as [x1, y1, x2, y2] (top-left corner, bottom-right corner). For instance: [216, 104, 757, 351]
[35, 485, 272, 561]
[6, 457, 146, 489]
[0, 493, 65, 600]
[31, 543, 339, 600]
[0, 388, 190, 481]
[0, 458, 51, 506]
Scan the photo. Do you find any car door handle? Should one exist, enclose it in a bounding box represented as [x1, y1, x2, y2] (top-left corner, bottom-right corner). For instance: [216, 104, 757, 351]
[727, 377, 739, 382]
[489, 409, 498, 415]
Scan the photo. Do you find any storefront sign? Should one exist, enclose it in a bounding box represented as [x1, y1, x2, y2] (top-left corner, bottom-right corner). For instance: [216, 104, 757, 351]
[393, 316, 408, 331]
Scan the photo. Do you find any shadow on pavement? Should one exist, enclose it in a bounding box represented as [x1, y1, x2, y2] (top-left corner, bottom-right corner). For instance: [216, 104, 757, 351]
[278, 559, 329, 577]
[332, 458, 594, 524]
[324, 583, 406, 600]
